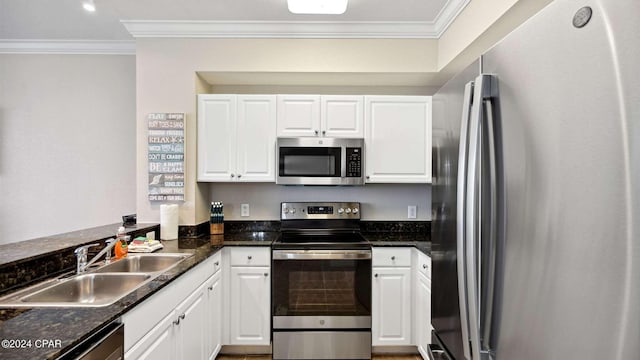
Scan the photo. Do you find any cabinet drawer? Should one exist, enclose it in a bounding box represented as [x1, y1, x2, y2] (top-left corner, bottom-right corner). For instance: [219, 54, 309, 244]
[230, 247, 270, 266]
[417, 253, 431, 279]
[372, 247, 412, 267]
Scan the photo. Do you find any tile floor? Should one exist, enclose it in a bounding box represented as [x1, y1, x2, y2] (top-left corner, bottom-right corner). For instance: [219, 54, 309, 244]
[216, 355, 423, 360]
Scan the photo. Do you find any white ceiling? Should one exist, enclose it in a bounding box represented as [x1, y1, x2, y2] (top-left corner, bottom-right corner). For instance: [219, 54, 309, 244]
[0, 0, 451, 40]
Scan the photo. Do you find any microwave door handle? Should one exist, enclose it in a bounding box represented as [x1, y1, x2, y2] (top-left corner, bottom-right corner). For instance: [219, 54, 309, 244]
[341, 146, 347, 177]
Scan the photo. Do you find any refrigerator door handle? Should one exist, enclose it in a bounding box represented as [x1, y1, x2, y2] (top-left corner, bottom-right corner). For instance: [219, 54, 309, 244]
[456, 81, 474, 360]
[481, 95, 499, 355]
[466, 74, 499, 360]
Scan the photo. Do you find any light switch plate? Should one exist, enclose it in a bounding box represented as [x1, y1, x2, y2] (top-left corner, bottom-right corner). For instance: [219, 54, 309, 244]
[408, 205, 417, 219]
[241, 204, 250, 217]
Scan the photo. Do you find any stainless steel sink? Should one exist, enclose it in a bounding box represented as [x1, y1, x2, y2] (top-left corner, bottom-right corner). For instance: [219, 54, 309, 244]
[93, 253, 192, 274]
[0, 253, 193, 308]
[5, 273, 152, 307]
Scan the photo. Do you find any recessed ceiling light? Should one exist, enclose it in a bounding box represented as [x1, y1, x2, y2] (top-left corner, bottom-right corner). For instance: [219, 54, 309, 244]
[287, 0, 348, 15]
[82, 0, 96, 12]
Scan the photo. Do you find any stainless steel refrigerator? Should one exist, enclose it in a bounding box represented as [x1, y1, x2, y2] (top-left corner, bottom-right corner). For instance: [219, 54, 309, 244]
[430, 0, 639, 359]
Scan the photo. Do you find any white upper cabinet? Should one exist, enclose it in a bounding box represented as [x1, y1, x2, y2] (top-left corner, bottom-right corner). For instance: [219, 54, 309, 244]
[198, 94, 276, 182]
[277, 95, 364, 138]
[197, 95, 237, 182]
[277, 95, 321, 137]
[321, 95, 364, 137]
[364, 96, 432, 183]
[236, 95, 277, 181]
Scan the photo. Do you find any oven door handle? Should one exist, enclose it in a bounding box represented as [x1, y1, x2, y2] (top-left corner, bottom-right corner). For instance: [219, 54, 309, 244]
[272, 250, 372, 260]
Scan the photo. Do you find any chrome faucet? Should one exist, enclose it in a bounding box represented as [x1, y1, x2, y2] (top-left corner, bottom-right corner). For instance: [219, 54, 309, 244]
[74, 238, 118, 274]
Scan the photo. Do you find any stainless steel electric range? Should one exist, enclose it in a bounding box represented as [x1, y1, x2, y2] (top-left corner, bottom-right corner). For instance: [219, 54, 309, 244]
[272, 202, 372, 360]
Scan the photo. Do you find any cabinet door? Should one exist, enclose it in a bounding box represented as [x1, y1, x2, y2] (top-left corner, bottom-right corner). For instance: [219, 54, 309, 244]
[277, 95, 321, 137]
[197, 95, 237, 181]
[125, 310, 177, 360]
[321, 95, 364, 138]
[364, 96, 432, 183]
[176, 283, 208, 360]
[207, 271, 223, 360]
[372, 267, 412, 345]
[416, 272, 432, 357]
[237, 95, 277, 182]
[230, 266, 271, 345]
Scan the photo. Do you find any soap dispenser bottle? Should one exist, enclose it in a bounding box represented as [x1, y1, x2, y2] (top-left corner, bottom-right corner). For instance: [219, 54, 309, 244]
[114, 226, 129, 259]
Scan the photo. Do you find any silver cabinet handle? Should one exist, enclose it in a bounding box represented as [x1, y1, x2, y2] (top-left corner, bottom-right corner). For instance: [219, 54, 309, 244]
[391, 256, 396, 260]
[208, 285, 214, 291]
[214, 261, 219, 266]
[374, 274, 379, 278]
[247, 255, 252, 260]
[314, 130, 319, 135]
[322, 130, 326, 136]
[230, 174, 235, 178]
[423, 264, 428, 269]
[173, 313, 185, 325]
[237, 174, 242, 178]
[366, 175, 370, 180]
[264, 273, 268, 277]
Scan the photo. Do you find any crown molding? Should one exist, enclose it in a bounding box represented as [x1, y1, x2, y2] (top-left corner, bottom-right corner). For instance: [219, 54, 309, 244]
[0, 0, 470, 54]
[122, 0, 470, 39]
[0, 40, 136, 55]
[122, 20, 438, 39]
[434, 0, 471, 37]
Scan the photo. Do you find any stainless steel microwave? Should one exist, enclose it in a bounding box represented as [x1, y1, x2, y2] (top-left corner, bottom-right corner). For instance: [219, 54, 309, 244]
[276, 137, 364, 185]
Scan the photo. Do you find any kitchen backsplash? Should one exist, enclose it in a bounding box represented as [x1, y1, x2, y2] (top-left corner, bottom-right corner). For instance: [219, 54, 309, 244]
[208, 183, 431, 221]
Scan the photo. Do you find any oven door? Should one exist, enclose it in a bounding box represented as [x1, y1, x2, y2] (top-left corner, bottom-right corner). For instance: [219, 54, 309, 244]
[272, 249, 372, 329]
[272, 249, 372, 360]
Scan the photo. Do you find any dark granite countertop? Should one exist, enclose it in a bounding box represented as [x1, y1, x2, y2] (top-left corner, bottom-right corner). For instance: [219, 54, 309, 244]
[0, 224, 430, 359]
[0, 237, 221, 360]
[220, 231, 279, 246]
[363, 232, 431, 256]
[0, 223, 159, 267]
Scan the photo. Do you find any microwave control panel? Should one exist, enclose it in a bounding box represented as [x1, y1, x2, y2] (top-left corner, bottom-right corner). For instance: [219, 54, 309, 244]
[346, 147, 362, 177]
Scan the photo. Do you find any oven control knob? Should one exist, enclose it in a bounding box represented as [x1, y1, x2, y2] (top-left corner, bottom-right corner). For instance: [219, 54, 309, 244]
[283, 208, 289, 214]
[290, 208, 296, 214]
[352, 208, 359, 214]
[345, 208, 352, 214]
[338, 208, 345, 214]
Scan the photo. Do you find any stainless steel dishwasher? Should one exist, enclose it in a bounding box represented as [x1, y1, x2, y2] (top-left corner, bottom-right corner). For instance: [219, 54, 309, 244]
[57, 320, 124, 360]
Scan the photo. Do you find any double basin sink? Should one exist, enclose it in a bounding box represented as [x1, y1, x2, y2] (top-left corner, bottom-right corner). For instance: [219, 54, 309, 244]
[0, 253, 193, 308]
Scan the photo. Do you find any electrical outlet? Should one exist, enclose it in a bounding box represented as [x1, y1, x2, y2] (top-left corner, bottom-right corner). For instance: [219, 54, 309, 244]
[408, 205, 417, 219]
[241, 204, 250, 217]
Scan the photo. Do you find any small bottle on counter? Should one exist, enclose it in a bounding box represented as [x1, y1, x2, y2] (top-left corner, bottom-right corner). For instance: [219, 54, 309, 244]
[114, 226, 129, 260]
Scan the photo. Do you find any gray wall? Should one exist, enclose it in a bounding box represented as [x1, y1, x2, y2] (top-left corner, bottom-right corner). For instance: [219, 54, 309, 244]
[209, 183, 431, 221]
[0, 54, 136, 244]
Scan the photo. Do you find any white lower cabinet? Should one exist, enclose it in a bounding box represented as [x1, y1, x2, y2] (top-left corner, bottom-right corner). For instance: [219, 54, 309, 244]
[372, 247, 432, 354]
[176, 282, 208, 360]
[207, 270, 223, 360]
[372, 247, 413, 346]
[414, 249, 432, 357]
[125, 310, 177, 360]
[227, 247, 271, 345]
[416, 271, 431, 357]
[123, 252, 222, 360]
